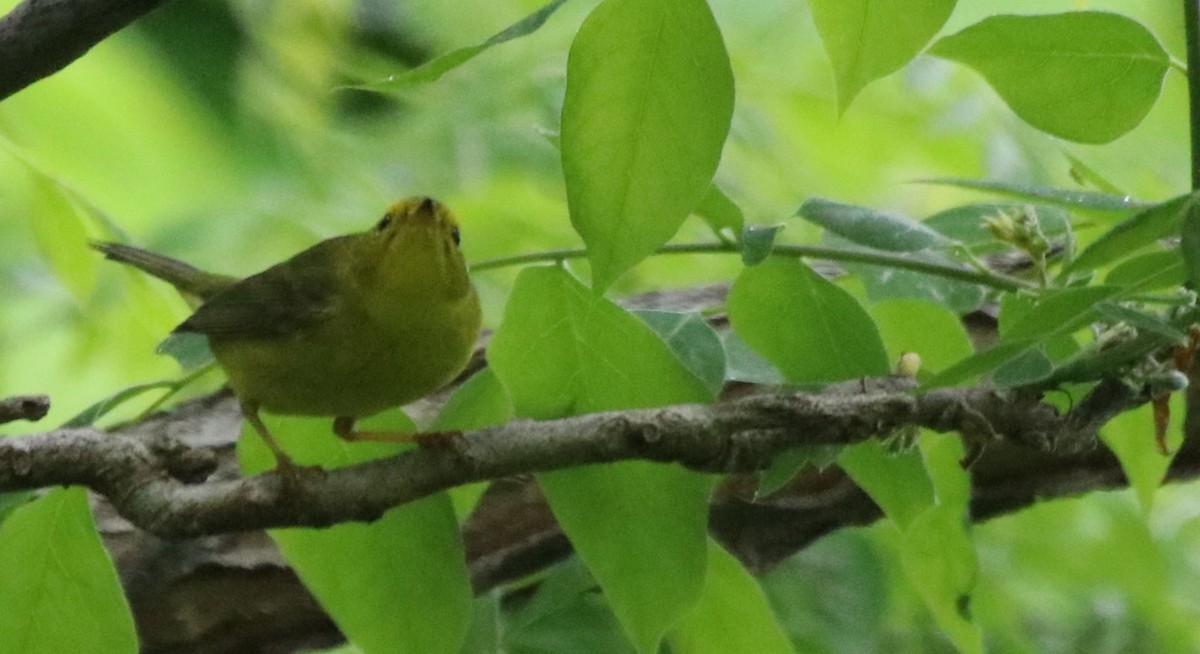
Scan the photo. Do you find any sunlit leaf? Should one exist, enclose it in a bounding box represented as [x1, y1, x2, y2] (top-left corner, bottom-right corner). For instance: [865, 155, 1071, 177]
[562, 0, 734, 290]
[240, 414, 473, 654]
[0, 488, 137, 654]
[1101, 399, 1180, 514]
[838, 441, 932, 530]
[728, 257, 889, 383]
[809, 0, 955, 112]
[929, 12, 1169, 143]
[799, 197, 951, 252]
[356, 0, 571, 91]
[488, 266, 714, 654]
[869, 299, 974, 376]
[667, 540, 796, 654]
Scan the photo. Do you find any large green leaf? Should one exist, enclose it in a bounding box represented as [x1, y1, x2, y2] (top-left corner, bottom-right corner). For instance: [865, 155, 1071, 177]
[562, 0, 734, 290]
[1070, 193, 1198, 274]
[809, 0, 955, 112]
[869, 299, 974, 376]
[929, 12, 1169, 144]
[489, 266, 715, 653]
[239, 414, 472, 654]
[358, 0, 570, 90]
[0, 488, 137, 654]
[838, 441, 933, 531]
[901, 435, 982, 654]
[667, 540, 796, 654]
[728, 257, 890, 383]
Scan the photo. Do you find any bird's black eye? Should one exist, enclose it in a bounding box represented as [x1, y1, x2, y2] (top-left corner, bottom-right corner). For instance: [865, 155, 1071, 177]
[450, 226, 461, 245]
[376, 214, 392, 231]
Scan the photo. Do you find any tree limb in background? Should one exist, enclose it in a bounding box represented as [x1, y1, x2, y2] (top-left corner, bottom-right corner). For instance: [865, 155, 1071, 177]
[0, 0, 171, 100]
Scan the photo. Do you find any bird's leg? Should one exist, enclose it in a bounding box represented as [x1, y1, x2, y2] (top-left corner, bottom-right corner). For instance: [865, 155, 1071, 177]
[241, 401, 298, 471]
[333, 416, 460, 448]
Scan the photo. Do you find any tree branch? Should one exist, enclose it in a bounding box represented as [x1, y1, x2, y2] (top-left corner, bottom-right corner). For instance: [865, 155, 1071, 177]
[0, 377, 1148, 539]
[0, 0, 171, 100]
[0, 394, 50, 424]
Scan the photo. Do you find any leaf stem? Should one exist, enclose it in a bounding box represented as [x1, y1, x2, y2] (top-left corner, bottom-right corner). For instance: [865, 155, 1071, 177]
[472, 242, 1035, 292]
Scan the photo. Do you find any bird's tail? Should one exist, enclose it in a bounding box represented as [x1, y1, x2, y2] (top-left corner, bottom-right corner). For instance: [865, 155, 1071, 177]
[91, 242, 236, 300]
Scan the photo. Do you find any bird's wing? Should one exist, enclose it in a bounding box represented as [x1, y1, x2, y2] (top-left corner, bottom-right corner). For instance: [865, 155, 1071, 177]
[175, 237, 348, 340]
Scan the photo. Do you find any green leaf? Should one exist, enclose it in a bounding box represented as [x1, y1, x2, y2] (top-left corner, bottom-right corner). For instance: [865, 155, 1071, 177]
[900, 504, 983, 654]
[490, 266, 715, 418]
[825, 235, 985, 314]
[240, 415, 473, 654]
[1183, 204, 1200, 289]
[923, 203, 1070, 250]
[0, 488, 138, 654]
[156, 331, 215, 371]
[799, 198, 951, 252]
[721, 332, 786, 385]
[757, 445, 843, 497]
[902, 435, 982, 654]
[635, 310, 726, 396]
[921, 339, 1033, 389]
[430, 368, 513, 433]
[728, 258, 889, 383]
[358, 0, 570, 90]
[488, 266, 715, 654]
[1103, 250, 1186, 291]
[926, 286, 1121, 388]
[838, 440, 933, 531]
[990, 346, 1053, 387]
[430, 369, 514, 520]
[1004, 286, 1122, 340]
[667, 540, 796, 654]
[741, 224, 785, 266]
[809, 0, 955, 112]
[501, 559, 637, 654]
[1101, 399, 1179, 514]
[539, 465, 714, 654]
[1095, 302, 1188, 343]
[562, 0, 734, 290]
[916, 178, 1149, 214]
[694, 184, 745, 239]
[1070, 193, 1198, 274]
[62, 379, 177, 428]
[928, 12, 1169, 144]
[29, 176, 97, 303]
[869, 299, 974, 376]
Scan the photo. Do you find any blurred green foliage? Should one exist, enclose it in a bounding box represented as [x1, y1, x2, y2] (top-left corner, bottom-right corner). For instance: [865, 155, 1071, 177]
[2, 0, 1200, 652]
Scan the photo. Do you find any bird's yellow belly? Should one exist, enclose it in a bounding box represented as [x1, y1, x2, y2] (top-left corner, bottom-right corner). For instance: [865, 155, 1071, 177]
[212, 308, 475, 418]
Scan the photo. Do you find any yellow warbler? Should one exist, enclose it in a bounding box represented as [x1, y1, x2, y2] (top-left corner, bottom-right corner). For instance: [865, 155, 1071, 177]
[95, 197, 482, 470]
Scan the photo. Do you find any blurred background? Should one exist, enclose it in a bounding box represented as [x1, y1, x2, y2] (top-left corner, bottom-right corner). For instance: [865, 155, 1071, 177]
[1, 0, 1197, 650]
